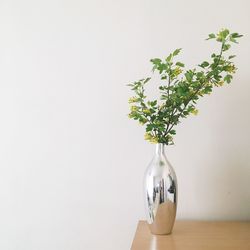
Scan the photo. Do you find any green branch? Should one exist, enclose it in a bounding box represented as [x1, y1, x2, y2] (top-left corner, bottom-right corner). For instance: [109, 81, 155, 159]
[127, 29, 243, 145]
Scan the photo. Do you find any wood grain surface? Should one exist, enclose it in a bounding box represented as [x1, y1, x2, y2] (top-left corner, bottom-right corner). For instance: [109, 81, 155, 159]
[131, 220, 250, 250]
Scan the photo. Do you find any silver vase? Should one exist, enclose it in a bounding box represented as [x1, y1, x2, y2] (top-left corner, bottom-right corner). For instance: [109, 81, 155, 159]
[144, 143, 178, 235]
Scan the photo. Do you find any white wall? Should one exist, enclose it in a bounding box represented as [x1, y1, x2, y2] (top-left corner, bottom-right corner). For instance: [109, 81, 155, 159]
[0, 0, 249, 249]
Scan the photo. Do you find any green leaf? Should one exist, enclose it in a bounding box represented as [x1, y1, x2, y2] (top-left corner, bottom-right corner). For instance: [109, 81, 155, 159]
[166, 53, 172, 62]
[229, 36, 238, 43]
[222, 44, 231, 51]
[185, 71, 193, 82]
[229, 55, 236, 59]
[221, 29, 230, 39]
[126, 83, 134, 87]
[206, 33, 216, 40]
[216, 36, 223, 42]
[150, 58, 161, 64]
[203, 85, 213, 94]
[146, 124, 154, 132]
[224, 74, 233, 83]
[169, 130, 176, 135]
[144, 77, 151, 84]
[176, 62, 185, 67]
[169, 129, 176, 135]
[199, 61, 209, 68]
[151, 100, 157, 106]
[173, 48, 182, 56]
[231, 33, 243, 38]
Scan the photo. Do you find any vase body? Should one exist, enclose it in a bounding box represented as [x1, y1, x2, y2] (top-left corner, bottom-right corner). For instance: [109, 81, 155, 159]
[144, 143, 178, 235]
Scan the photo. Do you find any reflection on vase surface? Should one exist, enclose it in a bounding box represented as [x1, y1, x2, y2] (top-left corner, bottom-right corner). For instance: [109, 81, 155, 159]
[144, 143, 177, 235]
[150, 235, 176, 250]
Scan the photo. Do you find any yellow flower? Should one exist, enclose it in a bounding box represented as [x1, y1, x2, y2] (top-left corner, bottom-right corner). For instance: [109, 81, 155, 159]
[227, 65, 236, 73]
[191, 109, 199, 115]
[130, 106, 138, 112]
[144, 132, 152, 140]
[143, 109, 151, 114]
[144, 133, 158, 143]
[173, 67, 182, 76]
[159, 104, 165, 110]
[128, 97, 138, 103]
[218, 81, 224, 86]
[128, 113, 133, 118]
[150, 137, 158, 144]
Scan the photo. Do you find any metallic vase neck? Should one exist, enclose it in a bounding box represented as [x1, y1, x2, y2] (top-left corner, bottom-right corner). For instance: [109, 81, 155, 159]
[155, 143, 166, 156]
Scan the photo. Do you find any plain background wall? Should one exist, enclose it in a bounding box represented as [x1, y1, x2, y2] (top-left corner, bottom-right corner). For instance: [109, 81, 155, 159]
[0, 0, 250, 249]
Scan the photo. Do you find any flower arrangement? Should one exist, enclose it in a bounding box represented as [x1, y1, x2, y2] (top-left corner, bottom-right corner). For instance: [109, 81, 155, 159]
[127, 29, 242, 145]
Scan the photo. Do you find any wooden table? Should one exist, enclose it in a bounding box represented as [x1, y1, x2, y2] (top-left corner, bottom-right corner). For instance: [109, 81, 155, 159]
[131, 220, 250, 250]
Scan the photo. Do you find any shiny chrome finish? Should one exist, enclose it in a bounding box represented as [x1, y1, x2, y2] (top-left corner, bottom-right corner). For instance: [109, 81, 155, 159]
[144, 143, 178, 235]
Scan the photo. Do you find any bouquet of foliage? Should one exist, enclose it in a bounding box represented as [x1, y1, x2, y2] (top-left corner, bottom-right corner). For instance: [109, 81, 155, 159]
[128, 29, 242, 145]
